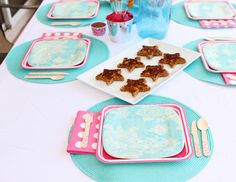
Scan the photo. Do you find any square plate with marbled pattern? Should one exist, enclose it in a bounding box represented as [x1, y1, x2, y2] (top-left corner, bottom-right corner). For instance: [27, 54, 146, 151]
[21, 38, 91, 70]
[184, 0, 236, 20]
[47, 0, 100, 19]
[96, 104, 193, 163]
[198, 41, 236, 73]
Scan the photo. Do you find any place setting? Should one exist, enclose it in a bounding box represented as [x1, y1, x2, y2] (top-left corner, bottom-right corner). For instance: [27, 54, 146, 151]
[172, 0, 236, 29]
[36, 0, 113, 28]
[184, 37, 236, 86]
[67, 95, 214, 182]
[5, 32, 109, 84]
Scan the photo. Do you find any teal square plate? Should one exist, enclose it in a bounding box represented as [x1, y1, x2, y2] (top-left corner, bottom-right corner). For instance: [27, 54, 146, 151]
[184, 1, 236, 20]
[21, 38, 91, 70]
[96, 104, 193, 163]
[198, 41, 236, 73]
[48, 0, 100, 19]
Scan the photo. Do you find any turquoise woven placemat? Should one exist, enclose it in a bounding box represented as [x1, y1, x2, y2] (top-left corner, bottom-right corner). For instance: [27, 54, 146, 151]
[5, 35, 109, 84]
[171, 2, 236, 29]
[183, 39, 226, 86]
[36, 1, 112, 28]
[70, 95, 214, 182]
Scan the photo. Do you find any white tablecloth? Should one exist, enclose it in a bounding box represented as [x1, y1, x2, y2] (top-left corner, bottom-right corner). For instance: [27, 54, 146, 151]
[1, 0, 236, 181]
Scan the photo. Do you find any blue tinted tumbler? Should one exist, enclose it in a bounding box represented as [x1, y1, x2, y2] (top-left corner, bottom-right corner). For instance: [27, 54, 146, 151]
[136, 0, 171, 39]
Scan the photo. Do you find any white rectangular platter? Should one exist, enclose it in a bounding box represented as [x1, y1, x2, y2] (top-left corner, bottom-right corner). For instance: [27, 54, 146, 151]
[77, 38, 200, 104]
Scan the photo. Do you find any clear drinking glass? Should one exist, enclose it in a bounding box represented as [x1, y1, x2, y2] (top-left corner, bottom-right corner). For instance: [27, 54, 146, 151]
[136, 0, 172, 39]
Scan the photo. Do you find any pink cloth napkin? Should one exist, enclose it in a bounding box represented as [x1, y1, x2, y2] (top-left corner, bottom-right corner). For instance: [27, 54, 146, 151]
[67, 111, 100, 154]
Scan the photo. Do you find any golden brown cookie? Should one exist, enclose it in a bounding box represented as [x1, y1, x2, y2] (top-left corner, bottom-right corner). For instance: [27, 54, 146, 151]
[117, 57, 145, 72]
[96, 69, 124, 85]
[120, 78, 151, 97]
[141, 65, 169, 81]
[137, 45, 162, 59]
[159, 53, 186, 68]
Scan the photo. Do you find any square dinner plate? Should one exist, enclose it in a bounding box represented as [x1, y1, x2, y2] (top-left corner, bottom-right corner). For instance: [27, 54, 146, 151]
[21, 38, 91, 70]
[77, 38, 200, 104]
[184, 0, 236, 20]
[96, 104, 193, 163]
[47, 0, 100, 19]
[198, 41, 236, 73]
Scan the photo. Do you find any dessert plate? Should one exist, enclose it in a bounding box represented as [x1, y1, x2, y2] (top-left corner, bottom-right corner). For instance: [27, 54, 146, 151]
[67, 104, 193, 163]
[184, 0, 236, 20]
[198, 41, 236, 73]
[21, 36, 91, 70]
[102, 105, 185, 159]
[97, 104, 193, 163]
[77, 38, 200, 104]
[47, 0, 100, 19]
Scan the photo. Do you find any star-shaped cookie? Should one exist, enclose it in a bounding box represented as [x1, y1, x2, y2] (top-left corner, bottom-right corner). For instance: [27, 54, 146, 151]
[137, 45, 162, 59]
[117, 57, 145, 72]
[141, 65, 169, 81]
[120, 78, 151, 97]
[159, 53, 186, 68]
[96, 69, 124, 85]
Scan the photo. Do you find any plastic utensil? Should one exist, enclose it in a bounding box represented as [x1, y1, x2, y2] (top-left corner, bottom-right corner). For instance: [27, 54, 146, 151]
[191, 121, 202, 157]
[197, 118, 210, 157]
[81, 113, 93, 148]
[25, 75, 65, 80]
[51, 22, 82, 26]
[29, 72, 69, 75]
